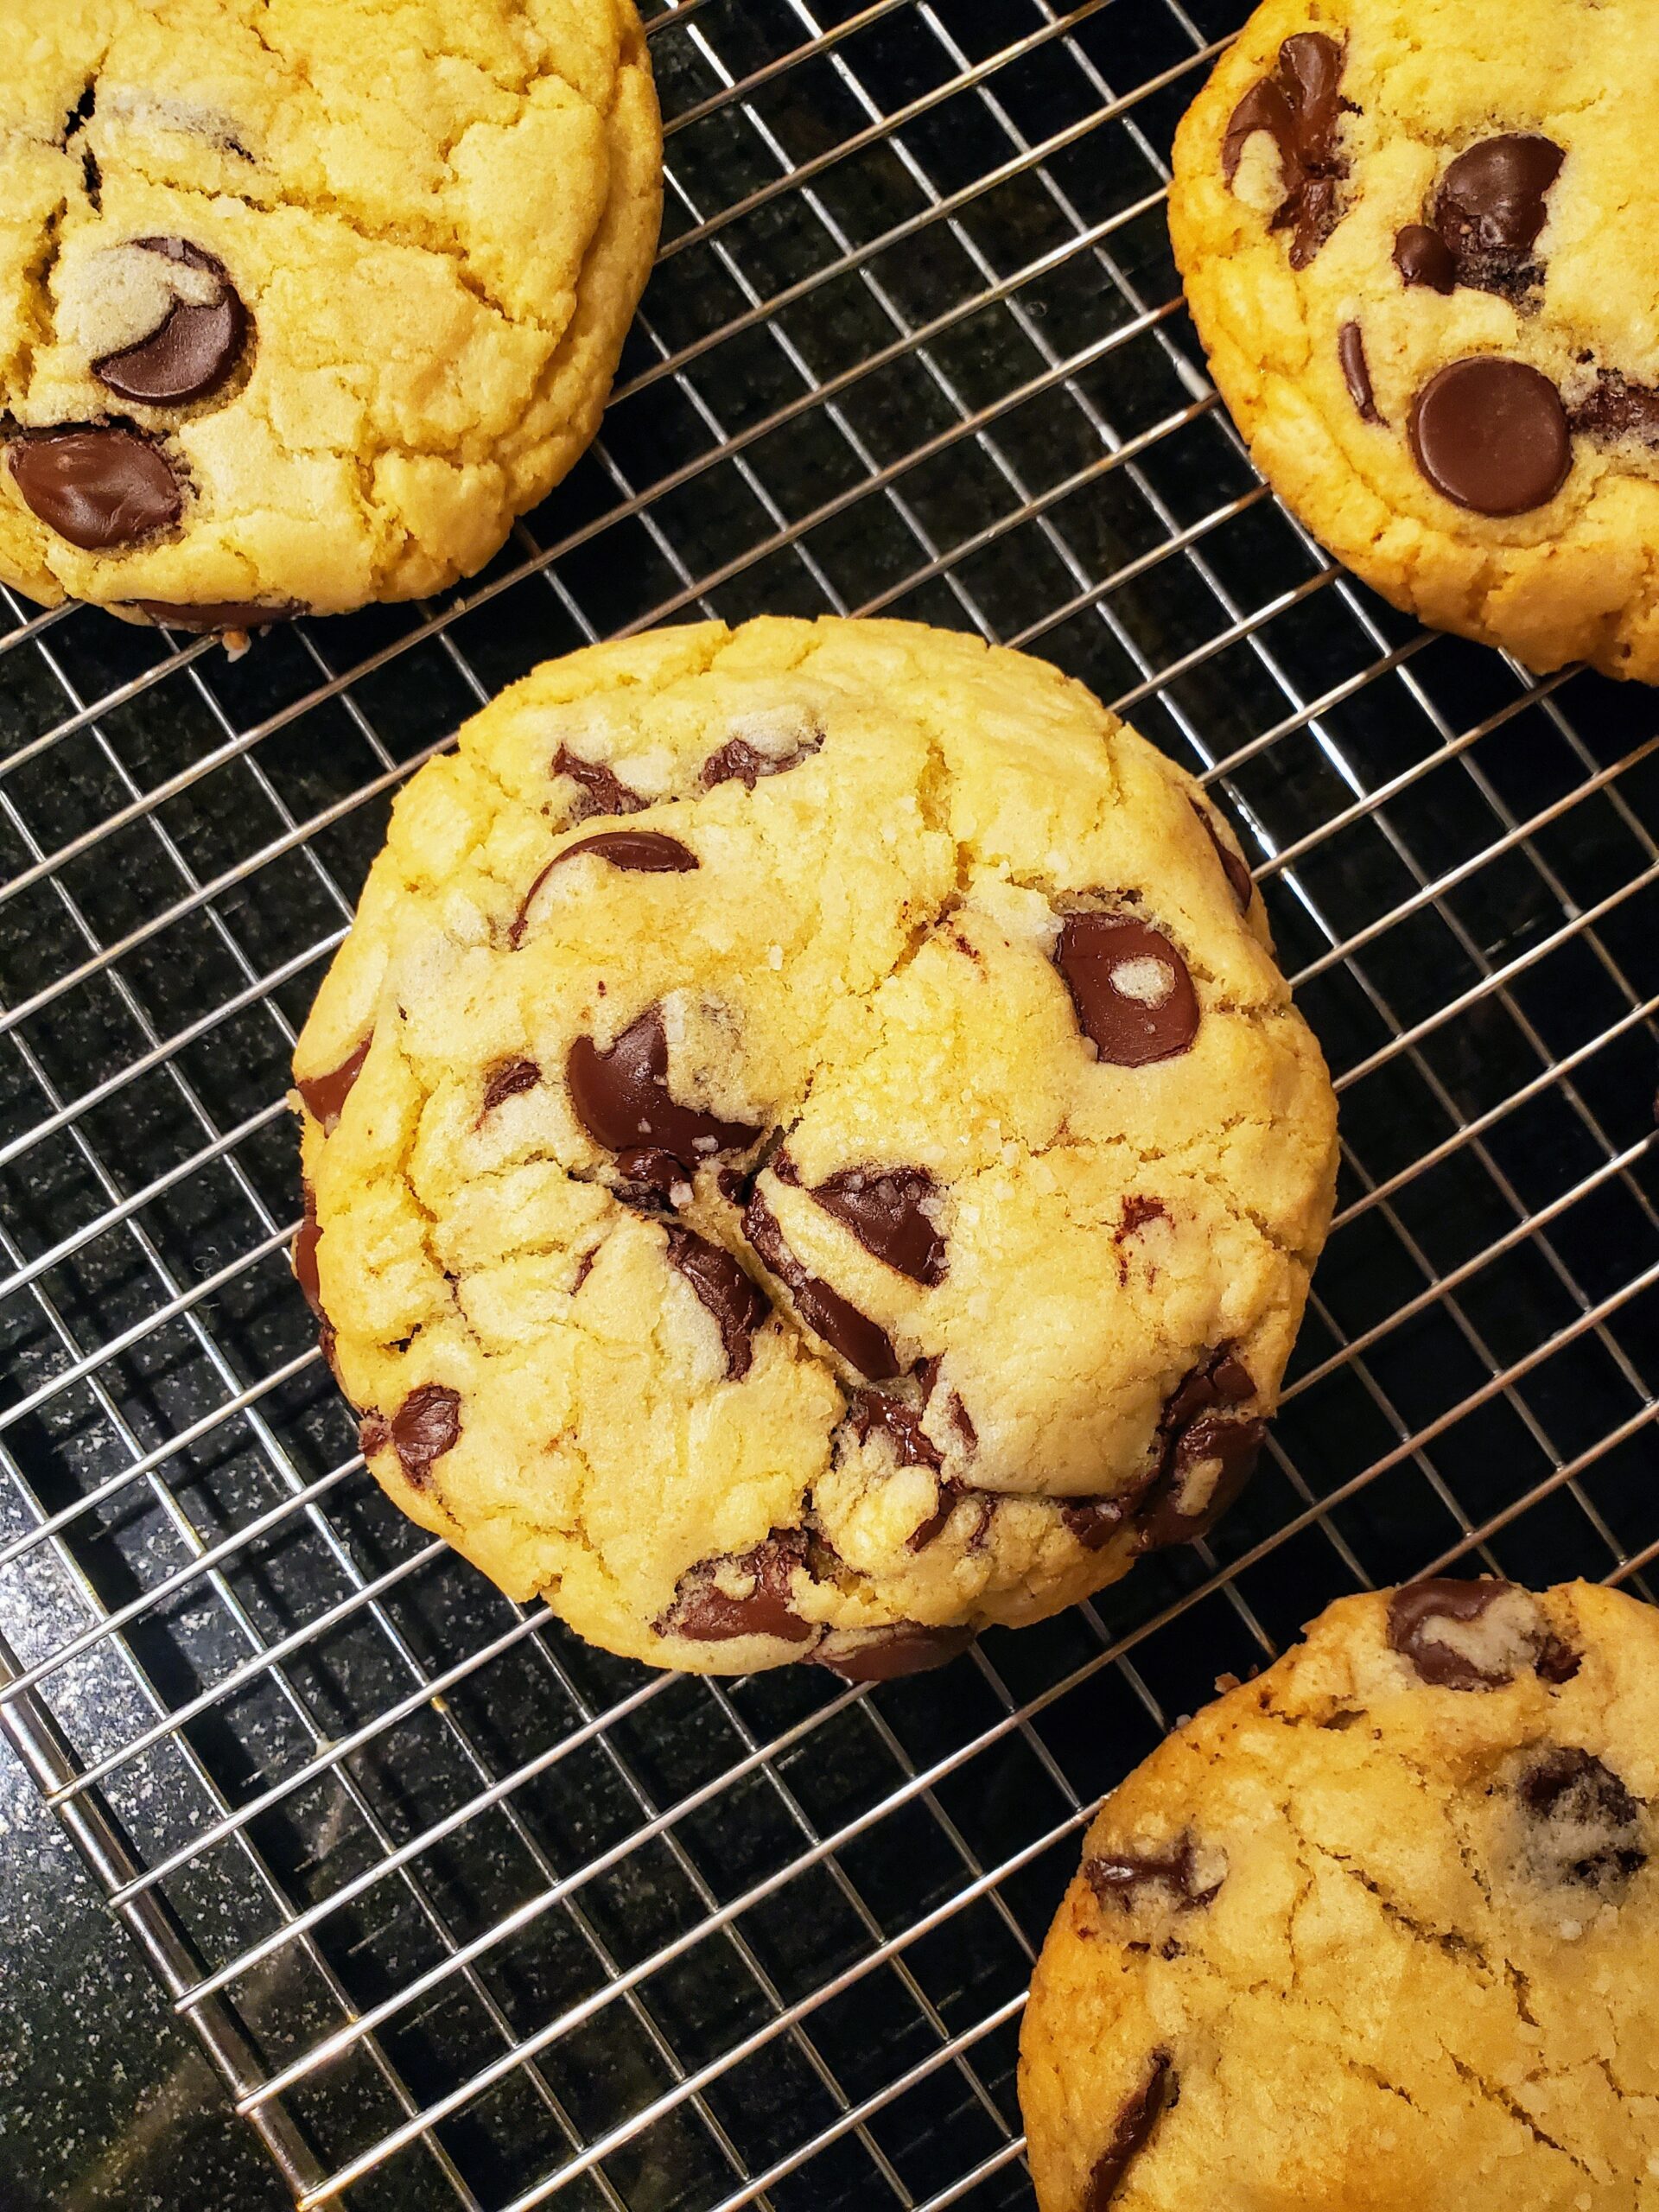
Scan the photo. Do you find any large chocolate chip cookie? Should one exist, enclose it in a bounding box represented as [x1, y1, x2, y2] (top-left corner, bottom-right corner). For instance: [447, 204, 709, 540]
[292, 616, 1336, 1675]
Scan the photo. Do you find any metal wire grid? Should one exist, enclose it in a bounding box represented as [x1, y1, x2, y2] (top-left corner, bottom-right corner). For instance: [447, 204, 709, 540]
[0, 0, 1655, 2203]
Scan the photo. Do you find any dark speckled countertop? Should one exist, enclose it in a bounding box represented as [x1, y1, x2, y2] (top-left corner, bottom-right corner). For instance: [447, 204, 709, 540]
[0, 1740, 288, 2212]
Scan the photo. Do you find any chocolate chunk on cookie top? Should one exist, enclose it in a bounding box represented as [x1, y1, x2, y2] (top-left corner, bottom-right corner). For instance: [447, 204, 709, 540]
[1170, 1, 1659, 681]
[295, 616, 1335, 1675]
[1020, 1580, 1659, 2210]
[0, 0, 662, 628]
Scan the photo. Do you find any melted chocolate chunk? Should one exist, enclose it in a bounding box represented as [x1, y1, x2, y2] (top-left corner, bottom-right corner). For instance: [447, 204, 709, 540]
[849, 1390, 943, 1470]
[655, 1529, 814, 1643]
[1189, 798, 1253, 911]
[93, 239, 248, 406]
[701, 722, 823, 790]
[809, 1165, 946, 1287]
[480, 1058, 539, 1117]
[1394, 222, 1458, 293]
[293, 1180, 323, 1315]
[1570, 369, 1659, 447]
[10, 427, 182, 550]
[552, 745, 649, 823]
[127, 597, 297, 632]
[568, 1008, 760, 1177]
[1084, 2053, 1176, 2210]
[1085, 1834, 1222, 1910]
[296, 1033, 371, 1135]
[815, 1623, 975, 1681]
[1338, 321, 1382, 423]
[1061, 1497, 1128, 1552]
[664, 1226, 769, 1380]
[615, 1146, 687, 1204]
[511, 831, 698, 947]
[1433, 135, 1563, 300]
[366, 1383, 461, 1488]
[743, 1192, 899, 1380]
[1518, 1746, 1646, 1888]
[1410, 357, 1571, 516]
[1387, 1577, 1578, 1690]
[1117, 1194, 1168, 1249]
[1165, 1346, 1255, 1430]
[1135, 1414, 1264, 1551]
[1222, 32, 1349, 269]
[1055, 912, 1200, 1068]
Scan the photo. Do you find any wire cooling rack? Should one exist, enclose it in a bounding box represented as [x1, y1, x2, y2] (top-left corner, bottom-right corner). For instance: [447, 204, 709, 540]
[1, 1, 1656, 2204]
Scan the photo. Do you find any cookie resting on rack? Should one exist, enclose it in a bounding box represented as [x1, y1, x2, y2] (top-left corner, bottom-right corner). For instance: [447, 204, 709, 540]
[1169, 0, 1659, 682]
[290, 615, 1337, 1678]
[1020, 1578, 1659, 2211]
[0, 0, 660, 632]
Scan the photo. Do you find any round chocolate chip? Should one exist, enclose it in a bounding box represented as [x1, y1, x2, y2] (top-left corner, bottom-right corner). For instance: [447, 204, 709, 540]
[566, 1007, 760, 1176]
[9, 427, 182, 550]
[93, 239, 248, 407]
[655, 1529, 813, 1643]
[1409, 358, 1571, 516]
[815, 1623, 975, 1682]
[1435, 135, 1563, 295]
[365, 1383, 461, 1488]
[1054, 912, 1200, 1068]
[1394, 222, 1457, 293]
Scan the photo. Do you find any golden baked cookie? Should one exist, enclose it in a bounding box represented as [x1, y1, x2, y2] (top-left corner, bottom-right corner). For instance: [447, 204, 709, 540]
[1170, 1, 1659, 681]
[291, 616, 1337, 1677]
[1020, 1578, 1659, 2209]
[0, 0, 660, 631]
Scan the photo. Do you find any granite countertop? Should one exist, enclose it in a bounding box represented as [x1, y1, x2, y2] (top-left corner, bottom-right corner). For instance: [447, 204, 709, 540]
[0, 1737, 289, 2212]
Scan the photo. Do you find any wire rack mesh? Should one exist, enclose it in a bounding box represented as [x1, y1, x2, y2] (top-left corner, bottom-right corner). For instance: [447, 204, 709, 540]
[0, 0, 1656, 2204]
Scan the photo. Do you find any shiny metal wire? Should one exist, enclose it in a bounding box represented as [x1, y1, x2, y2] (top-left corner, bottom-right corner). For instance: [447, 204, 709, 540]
[0, 3, 1654, 2207]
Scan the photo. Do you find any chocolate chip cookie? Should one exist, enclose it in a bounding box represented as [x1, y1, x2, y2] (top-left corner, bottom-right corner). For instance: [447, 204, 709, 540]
[292, 616, 1337, 1676]
[1170, 1, 1659, 682]
[1020, 1578, 1659, 2209]
[0, 0, 660, 632]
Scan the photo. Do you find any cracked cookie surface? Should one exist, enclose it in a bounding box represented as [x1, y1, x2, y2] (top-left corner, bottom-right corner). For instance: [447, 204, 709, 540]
[1170, 1, 1659, 681]
[1020, 1579, 1659, 2209]
[0, 0, 660, 627]
[292, 616, 1336, 1676]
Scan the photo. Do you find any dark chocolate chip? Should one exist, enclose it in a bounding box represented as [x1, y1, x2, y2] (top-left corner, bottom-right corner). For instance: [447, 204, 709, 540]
[1569, 368, 1659, 447]
[1061, 1497, 1128, 1552]
[809, 1165, 947, 1287]
[946, 1393, 977, 1452]
[1083, 2053, 1176, 2211]
[367, 1382, 461, 1488]
[1165, 1346, 1255, 1430]
[1135, 1414, 1264, 1551]
[93, 239, 248, 406]
[552, 744, 649, 823]
[1517, 1746, 1646, 1888]
[815, 1623, 975, 1682]
[849, 1390, 943, 1470]
[664, 1226, 769, 1380]
[655, 1528, 814, 1643]
[701, 722, 823, 790]
[743, 1192, 899, 1380]
[568, 1007, 760, 1176]
[511, 830, 698, 947]
[1433, 135, 1563, 299]
[1223, 32, 1349, 269]
[293, 1180, 323, 1315]
[480, 1058, 539, 1117]
[1085, 1834, 1223, 1910]
[1338, 321, 1382, 423]
[1409, 356, 1571, 515]
[716, 1164, 753, 1206]
[9, 427, 182, 550]
[1386, 1577, 1579, 1691]
[615, 1146, 687, 1204]
[1054, 912, 1199, 1067]
[1394, 222, 1458, 293]
[296, 1033, 371, 1135]
[1189, 797, 1253, 911]
[126, 597, 297, 632]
